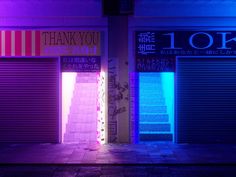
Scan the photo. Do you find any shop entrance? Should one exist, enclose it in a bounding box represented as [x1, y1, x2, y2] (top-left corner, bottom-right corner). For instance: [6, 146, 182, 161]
[138, 72, 174, 142]
[62, 72, 99, 144]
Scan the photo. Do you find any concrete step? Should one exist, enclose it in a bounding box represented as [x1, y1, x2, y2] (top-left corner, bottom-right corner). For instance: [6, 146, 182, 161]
[70, 101, 97, 106]
[139, 98, 165, 104]
[64, 133, 97, 143]
[69, 106, 97, 114]
[68, 113, 97, 119]
[139, 77, 161, 83]
[140, 89, 163, 93]
[76, 72, 97, 77]
[139, 123, 171, 132]
[64, 132, 97, 138]
[139, 94, 164, 98]
[66, 122, 97, 130]
[69, 110, 97, 115]
[67, 118, 96, 124]
[73, 96, 97, 99]
[139, 105, 167, 113]
[139, 133, 173, 141]
[65, 127, 97, 134]
[68, 116, 97, 122]
[139, 73, 161, 76]
[70, 101, 97, 108]
[76, 77, 97, 83]
[74, 85, 98, 91]
[140, 84, 162, 89]
[139, 92, 164, 97]
[67, 121, 96, 126]
[139, 113, 169, 122]
[72, 97, 97, 102]
[72, 92, 97, 98]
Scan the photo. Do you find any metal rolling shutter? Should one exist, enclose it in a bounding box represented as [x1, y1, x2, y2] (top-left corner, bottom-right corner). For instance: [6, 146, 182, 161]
[176, 57, 236, 143]
[0, 58, 59, 143]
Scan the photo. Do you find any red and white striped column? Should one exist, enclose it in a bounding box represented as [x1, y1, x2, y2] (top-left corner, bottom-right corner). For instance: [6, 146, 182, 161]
[0, 31, 41, 57]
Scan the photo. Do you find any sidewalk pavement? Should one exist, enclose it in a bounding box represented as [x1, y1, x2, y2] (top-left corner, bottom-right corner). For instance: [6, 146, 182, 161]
[0, 142, 236, 164]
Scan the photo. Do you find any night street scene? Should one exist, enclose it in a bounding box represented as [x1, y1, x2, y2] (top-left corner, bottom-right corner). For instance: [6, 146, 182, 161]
[0, 0, 236, 176]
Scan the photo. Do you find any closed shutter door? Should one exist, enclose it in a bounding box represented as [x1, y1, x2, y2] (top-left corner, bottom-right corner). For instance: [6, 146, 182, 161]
[0, 58, 59, 143]
[176, 57, 236, 143]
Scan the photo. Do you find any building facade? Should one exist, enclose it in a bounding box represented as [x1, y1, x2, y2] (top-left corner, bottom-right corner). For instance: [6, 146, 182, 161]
[0, 0, 108, 143]
[129, 0, 236, 143]
[0, 0, 236, 144]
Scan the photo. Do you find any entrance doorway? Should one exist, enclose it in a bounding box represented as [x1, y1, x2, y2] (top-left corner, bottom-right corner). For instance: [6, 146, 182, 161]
[62, 72, 99, 144]
[138, 72, 174, 142]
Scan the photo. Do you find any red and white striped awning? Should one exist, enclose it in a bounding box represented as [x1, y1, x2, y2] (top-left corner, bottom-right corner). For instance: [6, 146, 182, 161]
[0, 31, 40, 56]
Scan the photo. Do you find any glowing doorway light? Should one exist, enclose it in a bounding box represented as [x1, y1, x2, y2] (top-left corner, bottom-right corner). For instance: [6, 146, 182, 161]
[161, 72, 174, 137]
[62, 72, 77, 143]
[97, 71, 106, 144]
[139, 72, 174, 142]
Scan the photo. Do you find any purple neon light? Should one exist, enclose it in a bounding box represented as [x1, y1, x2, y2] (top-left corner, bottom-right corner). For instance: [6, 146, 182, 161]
[97, 71, 106, 144]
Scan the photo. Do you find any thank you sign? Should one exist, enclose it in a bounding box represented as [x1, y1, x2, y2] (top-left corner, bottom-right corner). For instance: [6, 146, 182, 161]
[135, 31, 236, 72]
[41, 31, 100, 56]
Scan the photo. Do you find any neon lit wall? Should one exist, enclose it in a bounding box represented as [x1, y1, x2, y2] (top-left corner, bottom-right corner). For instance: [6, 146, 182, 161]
[161, 72, 174, 137]
[62, 72, 77, 142]
[98, 71, 106, 144]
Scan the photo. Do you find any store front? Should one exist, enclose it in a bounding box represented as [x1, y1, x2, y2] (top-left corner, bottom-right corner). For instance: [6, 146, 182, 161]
[61, 56, 105, 144]
[0, 30, 107, 144]
[131, 30, 236, 143]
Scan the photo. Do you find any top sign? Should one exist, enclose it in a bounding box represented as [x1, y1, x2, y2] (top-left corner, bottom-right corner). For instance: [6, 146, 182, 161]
[136, 31, 236, 57]
[41, 31, 101, 56]
[0, 30, 101, 57]
[135, 31, 236, 72]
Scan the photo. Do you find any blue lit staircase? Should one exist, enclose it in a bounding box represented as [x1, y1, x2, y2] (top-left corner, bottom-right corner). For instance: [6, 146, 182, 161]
[139, 73, 173, 141]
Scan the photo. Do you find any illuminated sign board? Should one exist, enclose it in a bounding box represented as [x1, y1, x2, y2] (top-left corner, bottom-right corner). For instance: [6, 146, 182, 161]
[41, 31, 101, 56]
[0, 30, 101, 57]
[61, 56, 101, 72]
[135, 31, 236, 72]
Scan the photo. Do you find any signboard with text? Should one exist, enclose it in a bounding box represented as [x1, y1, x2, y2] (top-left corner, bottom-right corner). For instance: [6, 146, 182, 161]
[0, 31, 101, 57]
[135, 31, 236, 72]
[41, 31, 100, 56]
[61, 56, 101, 72]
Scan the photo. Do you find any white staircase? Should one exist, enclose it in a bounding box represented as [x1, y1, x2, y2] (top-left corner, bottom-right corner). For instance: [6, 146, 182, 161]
[64, 73, 98, 143]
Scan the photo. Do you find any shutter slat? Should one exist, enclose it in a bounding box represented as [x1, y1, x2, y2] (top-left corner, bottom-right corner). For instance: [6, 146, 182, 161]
[176, 57, 236, 143]
[0, 58, 59, 143]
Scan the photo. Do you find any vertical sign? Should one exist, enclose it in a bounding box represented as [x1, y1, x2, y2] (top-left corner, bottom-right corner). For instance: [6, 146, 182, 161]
[137, 32, 157, 55]
[136, 31, 175, 72]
